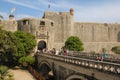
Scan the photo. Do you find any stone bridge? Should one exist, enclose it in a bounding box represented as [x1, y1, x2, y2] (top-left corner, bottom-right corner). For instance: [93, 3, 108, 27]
[36, 53, 120, 80]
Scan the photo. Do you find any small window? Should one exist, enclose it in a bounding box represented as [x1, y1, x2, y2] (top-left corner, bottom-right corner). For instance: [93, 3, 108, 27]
[40, 21, 45, 25]
[23, 20, 29, 25]
[51, 22, 54, 26]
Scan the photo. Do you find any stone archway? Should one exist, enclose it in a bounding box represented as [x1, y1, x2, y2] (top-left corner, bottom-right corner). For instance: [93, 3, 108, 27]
[38, 61, 54, 80]
[38, 40, 46, 50]
[66, 75, 86, 80]
[65, 73, 98, 80]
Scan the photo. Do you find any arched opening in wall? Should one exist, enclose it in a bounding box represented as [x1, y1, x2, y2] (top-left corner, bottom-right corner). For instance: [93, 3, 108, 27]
[39, 63, 54, 80]
[38, 41, 46, 50]
[66, 73, 98, 80]
[66, 75, 86, 80]
[40, 21, 45, 25]
[117, 32, 120, 42]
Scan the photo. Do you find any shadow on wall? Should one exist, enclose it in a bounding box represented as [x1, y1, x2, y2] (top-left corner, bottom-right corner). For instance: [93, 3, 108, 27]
[117, 32, 120, 42]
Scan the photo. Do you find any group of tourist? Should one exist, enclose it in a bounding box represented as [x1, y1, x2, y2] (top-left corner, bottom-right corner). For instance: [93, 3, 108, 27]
[96, 53, 107, 61]
[42, 48, 56, 54]
[40, 47, 108, 61]
[41, 47, 70, 56]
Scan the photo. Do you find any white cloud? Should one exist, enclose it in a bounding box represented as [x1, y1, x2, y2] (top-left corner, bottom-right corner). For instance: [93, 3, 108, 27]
[4, 0, 43, 11]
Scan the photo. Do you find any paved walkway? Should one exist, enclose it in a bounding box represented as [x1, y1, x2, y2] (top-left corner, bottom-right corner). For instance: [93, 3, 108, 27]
[9, 69, 36, 80]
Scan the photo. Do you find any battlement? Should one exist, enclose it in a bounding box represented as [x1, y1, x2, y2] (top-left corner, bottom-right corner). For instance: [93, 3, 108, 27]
[75, 22, 120, 27]
[43, 8, 73, 18]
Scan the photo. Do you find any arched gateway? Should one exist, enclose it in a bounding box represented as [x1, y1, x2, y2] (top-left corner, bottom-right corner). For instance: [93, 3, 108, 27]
[38, 40, 46, 50]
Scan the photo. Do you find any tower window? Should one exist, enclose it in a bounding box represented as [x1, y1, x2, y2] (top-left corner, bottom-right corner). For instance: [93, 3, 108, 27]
[40, 21, 45, 25]
[51, 22, 54, 26]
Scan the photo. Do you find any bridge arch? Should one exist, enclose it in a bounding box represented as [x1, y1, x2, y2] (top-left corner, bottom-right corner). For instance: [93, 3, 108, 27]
[65, 74, 86, 80]
[38, 40, 46, 50]
[38, 60, 54, 80]
[65, 73, 98, 80]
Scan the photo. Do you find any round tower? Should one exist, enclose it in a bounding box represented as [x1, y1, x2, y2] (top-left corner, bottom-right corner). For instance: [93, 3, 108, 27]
[70, 8, 74, 16]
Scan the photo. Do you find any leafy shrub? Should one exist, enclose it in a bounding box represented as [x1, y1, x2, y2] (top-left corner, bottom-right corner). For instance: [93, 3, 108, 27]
[111, 46, 120, 54]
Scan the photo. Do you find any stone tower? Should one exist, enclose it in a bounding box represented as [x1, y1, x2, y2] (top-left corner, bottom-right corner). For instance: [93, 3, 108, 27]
[1, 14, 17, 32]
[43, 9, 74, 49]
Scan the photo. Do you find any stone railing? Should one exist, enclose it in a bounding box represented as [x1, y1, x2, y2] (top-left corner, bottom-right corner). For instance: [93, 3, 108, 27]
[37, 53, 120, 74]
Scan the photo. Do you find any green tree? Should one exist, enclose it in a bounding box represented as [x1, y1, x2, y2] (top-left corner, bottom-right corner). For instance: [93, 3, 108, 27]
[14, 31, 36, 55]
[65, 36, 84, 51]
[0, 66, 14, 80]
[111, 46, 120, 54]
[0, 30, 25, 66]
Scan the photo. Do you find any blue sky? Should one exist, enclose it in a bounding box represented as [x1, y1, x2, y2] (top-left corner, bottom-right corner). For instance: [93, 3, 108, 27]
[0, 0, 120, 23]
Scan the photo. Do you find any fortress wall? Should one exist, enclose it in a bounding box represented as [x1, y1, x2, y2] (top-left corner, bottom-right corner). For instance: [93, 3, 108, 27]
[83, 42, 120, 54]
[74, 23, 96, 42]
[2, 20, 17, 32]
[74, 23, 119, 42]
[74, 22, 120, 53]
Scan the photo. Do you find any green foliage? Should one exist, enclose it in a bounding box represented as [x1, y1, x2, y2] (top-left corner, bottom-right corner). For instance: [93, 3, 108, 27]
[0, 66, 14, 80]
[19, 56, 35, 66]
[111, 46, 120, 54]
[14, 31, 36, 55]
[65, 36, 84, 51]
[0, 30, 24, 65]
[0, 28, 36, 67]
